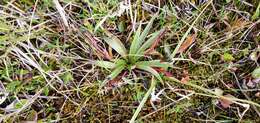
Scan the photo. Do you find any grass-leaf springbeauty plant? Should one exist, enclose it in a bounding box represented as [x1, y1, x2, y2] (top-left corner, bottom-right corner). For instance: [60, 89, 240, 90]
[95, 16, 170, 89]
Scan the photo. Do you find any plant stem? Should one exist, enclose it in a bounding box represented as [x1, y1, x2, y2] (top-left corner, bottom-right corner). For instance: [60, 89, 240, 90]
[129, 77, 156, 123]
[165, 76, 260, 108]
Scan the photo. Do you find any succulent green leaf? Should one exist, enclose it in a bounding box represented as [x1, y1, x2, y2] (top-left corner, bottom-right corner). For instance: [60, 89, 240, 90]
[136, 65, 163, 82]
[108, 65, 125, 80]
[139, 16, 157, 45]
[135, 60, 171, 70]
[129, 25, 142, 56]
[95, 60, 116, 69]
[129, 16, 157, 62]
[104, 31, 127, 57]
[137, 29, 164, 56]
[115, 59, 126, 66]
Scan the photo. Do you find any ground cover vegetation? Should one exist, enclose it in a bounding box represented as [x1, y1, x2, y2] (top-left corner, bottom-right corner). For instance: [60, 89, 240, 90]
[0, 0, 259, 122]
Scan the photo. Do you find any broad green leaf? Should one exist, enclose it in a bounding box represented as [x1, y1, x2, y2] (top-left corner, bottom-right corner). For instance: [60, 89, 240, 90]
[115, 59, 126, 66]
[135, 60, 171, 70]
[137, 29, 164, 55]
[108, 65, 125, 80]
[129, 25, 142, 56]
[139, 15, 157, 45]
[95, 60, 116, 69]
[104, 31, 127, 57]
[99, 65, 125, 89]
[252, 67, 260, 79]
[136, 65, 162, 82]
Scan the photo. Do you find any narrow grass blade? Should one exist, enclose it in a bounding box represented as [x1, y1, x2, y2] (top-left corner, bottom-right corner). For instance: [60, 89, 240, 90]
[94, 15, 109, 32]
[130, 77, 156, 123]
[0, 35, 9, 42]
[95, 60, 116, 69]
[136, 65, 163, 82]
[103, 30, 127, 57]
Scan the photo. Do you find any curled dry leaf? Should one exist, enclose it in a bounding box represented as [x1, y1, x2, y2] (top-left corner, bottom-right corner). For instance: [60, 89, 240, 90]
[246, 79, 255, 88]
[177, 34, 196, 53]
[255, 92, 260, 98]
[181, 70, 190, 84]
[153, 67, 173, 77]
[219, 94, 235, 108]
